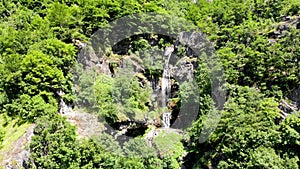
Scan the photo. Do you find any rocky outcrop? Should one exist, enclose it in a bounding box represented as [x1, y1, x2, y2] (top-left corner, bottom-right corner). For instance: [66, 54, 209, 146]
[1, 125, 35, 169]
[62, 110, 106, 139]
[77, 45, 113, 76]
[290, 86, 300, 109]
[268, 15, 300, 41]
[279, 99, 299, 119]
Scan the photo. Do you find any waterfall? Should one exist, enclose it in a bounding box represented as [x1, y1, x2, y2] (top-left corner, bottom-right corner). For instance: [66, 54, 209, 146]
[161, 46, 173, 108]
[162, 112, 172, 128]
[161, 56, 171, 107]
[161, 45, 174, 128]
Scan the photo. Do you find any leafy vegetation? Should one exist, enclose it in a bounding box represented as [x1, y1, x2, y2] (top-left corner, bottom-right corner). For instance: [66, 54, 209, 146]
[187, 86, 299, 168]
[0, 114, 31, 162]
[0, 0, 299, 168]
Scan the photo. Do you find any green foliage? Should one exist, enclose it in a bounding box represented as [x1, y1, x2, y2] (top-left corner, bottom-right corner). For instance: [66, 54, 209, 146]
[28, 38, 77, 102]
[278, 112, 300, 158]
[94, 68, 152, 123]
[153, 131, 185, 168]
[187, 0, 300, 98]
[0, 8, 53, 55]
[123, 138, 164, 169]
[0, 50, 67, 121]
[0, 114, 31, 161]
[30, 115, 78, 168]
[187, 86, 300, 168]
[91, 133, 123, 155]
[74, 66, 98, 109]
[20, 51, 66, 94]
[0, 127, 5, 148]
[132, 38, 151, 51]
[0, 0, 299, 168]
[28, 38, 76, 75]
[123, 138, 156, 158]
[246, 146, 298, 169]
[5, 93, 57, 122]
[75, 139, 113, 169]
[94, 73, 118, 123]
[30, 121, 165, 169]
[113, 69, 152, 120]
[45, 2, 83, 41]
[135, 45, 164, 77]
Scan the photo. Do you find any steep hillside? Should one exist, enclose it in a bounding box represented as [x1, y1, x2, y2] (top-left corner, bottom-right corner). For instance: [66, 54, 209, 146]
[0, 0, 299, 168]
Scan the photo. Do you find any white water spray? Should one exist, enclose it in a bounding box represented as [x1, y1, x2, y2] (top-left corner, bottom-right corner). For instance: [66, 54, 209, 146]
[161, 45, 174, 128]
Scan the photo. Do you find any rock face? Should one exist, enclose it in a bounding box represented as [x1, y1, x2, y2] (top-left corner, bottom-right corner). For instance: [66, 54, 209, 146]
[1, 125, 35, 169]
[62, 110, 106, 139]
[290, 86, 300, 108]
[72, 31, 209, 141]
[172, 57, 195, 82]
[77, 45, 113, 76]
[57, 89, 73, 114]
[268, 15, 300, 41]
[278, 82, 300, 119]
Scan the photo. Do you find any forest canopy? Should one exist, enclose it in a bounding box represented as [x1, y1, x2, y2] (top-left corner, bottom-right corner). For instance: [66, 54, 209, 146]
[0, 0, 300, 168]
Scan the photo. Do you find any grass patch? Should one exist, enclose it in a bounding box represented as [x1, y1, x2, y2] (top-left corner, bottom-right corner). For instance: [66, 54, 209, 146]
[153, 130, 185, 157]
[0, 114, 31, 162]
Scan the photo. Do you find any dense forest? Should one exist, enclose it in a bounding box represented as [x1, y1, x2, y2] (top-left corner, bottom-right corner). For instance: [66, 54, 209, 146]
[0, 0, 300, 168]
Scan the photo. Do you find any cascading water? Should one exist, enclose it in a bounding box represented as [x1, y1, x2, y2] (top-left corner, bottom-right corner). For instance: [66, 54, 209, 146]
[161, 45, 174, 128]
[161, 60, 171, 108]
[162, 112, 171, 128]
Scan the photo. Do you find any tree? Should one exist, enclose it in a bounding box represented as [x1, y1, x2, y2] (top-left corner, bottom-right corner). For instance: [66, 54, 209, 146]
[278, 112, 300, 159]
[29, 115, 78, 168]
[45, 2, 83, 42]
[123, 138, 156, 158]
[123, 138, 163, 169]
[246, 146, 298, 169]
[0, 51, 66, 120]
[186, 86, 294, 168]
[5, 93, 57, 122]
[28, 38, 76, 76]
[91, 133, 123, 155]
[28, 38, 77, 103]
